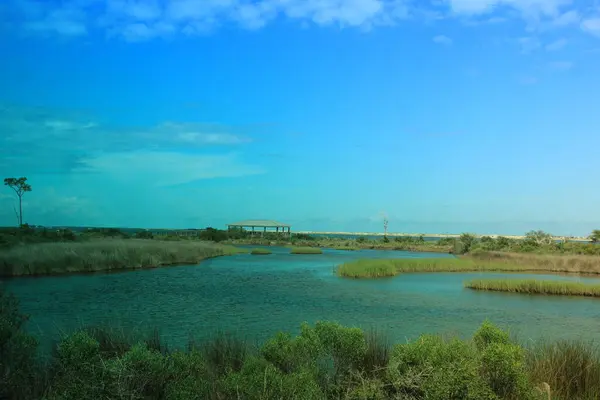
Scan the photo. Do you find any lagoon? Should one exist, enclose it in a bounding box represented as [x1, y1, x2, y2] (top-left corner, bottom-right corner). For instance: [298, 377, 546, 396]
[3, 246, 600, 352]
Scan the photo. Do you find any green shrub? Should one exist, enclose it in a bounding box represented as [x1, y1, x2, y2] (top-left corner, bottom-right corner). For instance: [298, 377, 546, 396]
[195, 332, 247, 377]
[104, 343, 170, 399]
[262, 323, 324, 374]
[221, 356, 325, 399]
[473, 320, 511, 351]
[479, 341, 533, 399]
[0, 290, 40, 400]
[164, 350, 212, 399]
[387, 335, 495, 400]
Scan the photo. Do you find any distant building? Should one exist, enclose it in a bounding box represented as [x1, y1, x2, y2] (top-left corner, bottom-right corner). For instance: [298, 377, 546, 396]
[227, 219, 291, 237]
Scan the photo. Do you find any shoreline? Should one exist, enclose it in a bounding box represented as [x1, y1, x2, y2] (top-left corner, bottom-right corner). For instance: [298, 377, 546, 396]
[295, 231, 590, 241]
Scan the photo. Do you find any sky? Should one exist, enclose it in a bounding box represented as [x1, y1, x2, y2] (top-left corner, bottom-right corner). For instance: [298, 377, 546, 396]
[0, 0, 599, 236]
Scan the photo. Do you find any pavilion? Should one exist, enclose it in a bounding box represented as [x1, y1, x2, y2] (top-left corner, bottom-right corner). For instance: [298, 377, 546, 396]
[227, 219, 291, 237]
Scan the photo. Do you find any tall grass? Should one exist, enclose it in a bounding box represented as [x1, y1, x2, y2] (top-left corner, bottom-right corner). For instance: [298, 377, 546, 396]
[250, 248, 272, 255]
[468, 250, 600, 274]
[290, 246, 323, 254]
[336, 258, 531, 278]
[526, 340, 600, 400]
[0, 239, 241, 277]
[465, 279, 600, 297]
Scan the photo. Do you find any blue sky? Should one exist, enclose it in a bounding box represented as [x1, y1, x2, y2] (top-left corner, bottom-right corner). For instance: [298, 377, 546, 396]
[1, 0, 599, 236]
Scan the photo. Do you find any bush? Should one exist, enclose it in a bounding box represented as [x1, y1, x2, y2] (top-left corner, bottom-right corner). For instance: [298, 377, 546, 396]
[198, 227, 229, 243]
[3, 290, 599, 400]
[0, 290, 41, 400]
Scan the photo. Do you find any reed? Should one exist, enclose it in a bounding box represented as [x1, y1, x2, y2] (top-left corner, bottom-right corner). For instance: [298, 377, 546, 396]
[526, 340, 600, 399]
[465, 279, 600, 297]
[336, 258, 530, 278]
[290, 246, 323, 254]
[250, 248, 272, 255]
[0, 239, 241, 277]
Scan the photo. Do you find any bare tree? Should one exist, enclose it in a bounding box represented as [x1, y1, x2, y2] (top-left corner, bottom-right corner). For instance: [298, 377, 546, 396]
[4, 177, 32, 226]
[382, 212, 389, 238]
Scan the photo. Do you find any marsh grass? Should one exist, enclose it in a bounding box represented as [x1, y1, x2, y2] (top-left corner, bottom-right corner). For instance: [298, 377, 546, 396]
[0, 239, 241, 277]
[526, 340, 600, 400]
[336, 258, 530, 278]
[290, 246, 323, 254]
[468, 250, 600, 275]
[250, 248, 272, 255]
[465, 279, 600, 297]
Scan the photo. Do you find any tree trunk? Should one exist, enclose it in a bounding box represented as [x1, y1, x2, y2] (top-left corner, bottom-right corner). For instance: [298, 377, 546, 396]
[18, 195, 23, 226]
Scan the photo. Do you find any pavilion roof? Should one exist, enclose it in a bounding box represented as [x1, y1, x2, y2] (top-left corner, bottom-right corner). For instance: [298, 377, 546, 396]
[227, 219, 290, 228]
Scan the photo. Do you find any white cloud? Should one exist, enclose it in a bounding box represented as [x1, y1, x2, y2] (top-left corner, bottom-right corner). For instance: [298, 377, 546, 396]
[581, 17, 600, 37]
[76, 151, 265, 185]
[4, 0, 598, 41]
[432, 34, 453, 44]
[445, 0, 571, 17]
[544, 37, 567, 50]
[551, 9, 579, 27]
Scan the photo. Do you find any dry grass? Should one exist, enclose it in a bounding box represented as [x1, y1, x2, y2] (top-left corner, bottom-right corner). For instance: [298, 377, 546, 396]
[0, 239, 241, 277]
[290, 246, 323, 254]
[465, 279, 600, 297]
[336, 258, 531, 278]
[467, 250, 600, 275]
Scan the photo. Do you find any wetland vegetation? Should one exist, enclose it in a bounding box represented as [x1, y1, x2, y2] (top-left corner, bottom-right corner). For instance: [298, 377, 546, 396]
[290, 246, 324, 254]
[0, 230, 242, 277]
[465, 279, 600, 298]
[250, 248, 272, 255]
[2, 289, 600, 400]
[336, 258, 533, 279]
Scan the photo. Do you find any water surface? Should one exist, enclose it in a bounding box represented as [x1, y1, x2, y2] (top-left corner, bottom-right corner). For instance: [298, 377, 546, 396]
[3, 246, 600, 351]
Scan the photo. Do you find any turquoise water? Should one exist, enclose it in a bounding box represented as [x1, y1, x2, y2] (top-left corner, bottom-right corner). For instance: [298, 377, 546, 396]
[3, 246, 600, 351]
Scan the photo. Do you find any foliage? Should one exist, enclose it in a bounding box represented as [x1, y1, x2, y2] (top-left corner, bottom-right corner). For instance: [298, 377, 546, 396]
[3, 176, 32, 226]
[198, 227, 229, 242]
[2, 289, 600, 400]
[0, 225, 77, 249]
[135, 230, 154, 239]
[0, 290, 42, 400]
[589, 230, 600, 243]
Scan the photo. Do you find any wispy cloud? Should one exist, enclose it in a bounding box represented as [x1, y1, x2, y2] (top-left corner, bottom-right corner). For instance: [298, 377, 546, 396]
[545, 37, 567, 50]
[0, 103, 257, 175]
[581, 17, 600, 37]
[3, 0, 599, 41]
[432, 34, 453, 45]
[75, 151, 265, 186]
